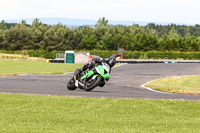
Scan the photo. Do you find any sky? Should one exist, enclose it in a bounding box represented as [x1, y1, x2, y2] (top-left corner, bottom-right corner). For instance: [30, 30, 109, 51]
[0, 0, 200, 24]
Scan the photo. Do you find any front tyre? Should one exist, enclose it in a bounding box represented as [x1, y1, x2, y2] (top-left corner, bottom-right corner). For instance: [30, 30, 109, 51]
[67, 78, 77, 90]
[84, 76, 102, 91]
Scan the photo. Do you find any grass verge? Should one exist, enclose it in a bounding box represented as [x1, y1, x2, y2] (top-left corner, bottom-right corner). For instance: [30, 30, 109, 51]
[0, 53, 45, 61]
[0, 61, 84, 76]
[0, 94, 200, 133]
[146, 75, 200, 95]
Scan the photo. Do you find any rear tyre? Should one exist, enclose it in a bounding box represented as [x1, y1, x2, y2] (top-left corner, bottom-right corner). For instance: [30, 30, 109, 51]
[84, 76, 102, 91]
[67, 78, 77, 90]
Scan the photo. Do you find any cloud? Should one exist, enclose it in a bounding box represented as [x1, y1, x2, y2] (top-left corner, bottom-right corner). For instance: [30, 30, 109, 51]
[0, 0, 200, 24]
[163, 0, 191, 5]
[0, 0, 122, 19]
[0, 0, 33, 19]
[127, 0, 193, 5]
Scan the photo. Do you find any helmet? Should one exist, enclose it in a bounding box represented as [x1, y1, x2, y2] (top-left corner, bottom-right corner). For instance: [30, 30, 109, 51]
[108, 58, 116, 68]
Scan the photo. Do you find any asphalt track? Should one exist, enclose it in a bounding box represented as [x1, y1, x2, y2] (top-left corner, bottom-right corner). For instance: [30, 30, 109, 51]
[0, 63, 200, 101]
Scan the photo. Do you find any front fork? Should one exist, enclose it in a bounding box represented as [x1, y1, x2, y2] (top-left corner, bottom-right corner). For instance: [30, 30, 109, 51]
[74, 75, 87, 88]
[75, 74, 99, 88]
[73, 76, 79, 87]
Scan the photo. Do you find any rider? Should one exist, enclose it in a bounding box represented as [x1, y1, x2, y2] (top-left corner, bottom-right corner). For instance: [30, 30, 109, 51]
[74, 56, 116, 76]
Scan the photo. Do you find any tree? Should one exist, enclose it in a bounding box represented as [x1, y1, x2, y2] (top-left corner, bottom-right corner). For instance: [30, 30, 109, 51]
[5, 23, 32, 50]
[100, 32, 115, 50]
[0, 29, 6, 49]
[83, 34, 97, 50]
[1, 17, 200, 52]
[32, 18, 42, 28]
[0, 20, 7, 30]
[31, 18, 48, 50]
[42, 24, 74, 51]
[168, 27, 179, 39]
[95, 17, 108, 27]
[159, 34, 171, 51]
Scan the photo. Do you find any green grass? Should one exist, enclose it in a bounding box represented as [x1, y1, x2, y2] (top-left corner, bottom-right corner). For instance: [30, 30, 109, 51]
[0, 61, 84, 76]
[0, 94, 200, 133]
[146, 75, 200, 95]
[1, 60, 200, 132]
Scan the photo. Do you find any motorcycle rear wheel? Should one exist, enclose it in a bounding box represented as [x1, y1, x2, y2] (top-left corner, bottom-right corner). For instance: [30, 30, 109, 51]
[67, 78, 77, 90]
[84, 76, 102, 91]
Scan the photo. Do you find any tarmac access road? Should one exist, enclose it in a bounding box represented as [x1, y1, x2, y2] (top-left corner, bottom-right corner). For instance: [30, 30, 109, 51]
[0, 63, 200, 101]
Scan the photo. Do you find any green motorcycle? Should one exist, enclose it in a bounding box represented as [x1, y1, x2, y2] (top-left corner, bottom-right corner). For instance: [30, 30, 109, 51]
[67, 55, 117, 91]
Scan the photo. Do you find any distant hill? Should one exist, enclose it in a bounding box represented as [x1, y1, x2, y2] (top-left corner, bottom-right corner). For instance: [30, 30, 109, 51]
[1, 17, 191, 27]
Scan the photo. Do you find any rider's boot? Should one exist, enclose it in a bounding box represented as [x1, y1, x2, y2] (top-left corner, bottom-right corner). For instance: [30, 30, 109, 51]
[74, 68, 81, 76]
[74, 64, 89, 76]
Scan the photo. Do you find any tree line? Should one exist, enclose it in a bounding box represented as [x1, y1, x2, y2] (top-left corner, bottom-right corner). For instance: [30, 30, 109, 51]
[0, 17, 200, 52]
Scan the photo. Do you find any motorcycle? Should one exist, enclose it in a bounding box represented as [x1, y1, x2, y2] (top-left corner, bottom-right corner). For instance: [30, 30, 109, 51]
[67, 55, 118, 91]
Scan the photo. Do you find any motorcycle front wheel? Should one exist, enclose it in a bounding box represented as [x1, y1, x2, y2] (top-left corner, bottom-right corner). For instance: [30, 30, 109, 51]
[67, 78, 77, 90]
[84, 76, 102, 91]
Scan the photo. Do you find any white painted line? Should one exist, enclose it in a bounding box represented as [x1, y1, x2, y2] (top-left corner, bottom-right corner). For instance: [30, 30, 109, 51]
[0, 92, 50, 96]
[113, 63, 126, 68]
[141, 80, 171, 94]
[18, 74, 29, 76]
[63, 72, 74, 74]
